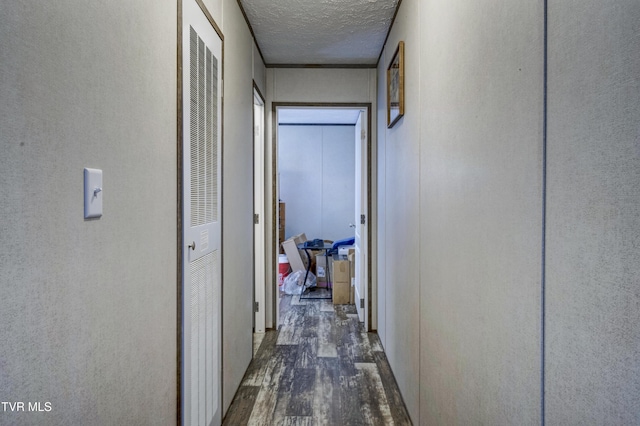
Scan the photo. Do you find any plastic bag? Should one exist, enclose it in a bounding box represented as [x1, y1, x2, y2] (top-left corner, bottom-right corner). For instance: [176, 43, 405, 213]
[282, 270, 317, 295]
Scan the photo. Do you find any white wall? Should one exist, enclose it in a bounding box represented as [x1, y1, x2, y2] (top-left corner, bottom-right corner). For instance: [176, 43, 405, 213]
[545, 1, 640, 423]
[0, 2, 177, 424]
[279, 125, 356, 242]
[377, 0, 423, 419]
[219, 0, 267, 414]
[378, 0, 640, 424]
[0, 0, 264, 423]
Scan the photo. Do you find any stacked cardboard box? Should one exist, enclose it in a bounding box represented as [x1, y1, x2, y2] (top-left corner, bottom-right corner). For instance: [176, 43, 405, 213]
[281, 233, 308, 273]
[316, 253, 328, 287]
[331, 255, 351, 304]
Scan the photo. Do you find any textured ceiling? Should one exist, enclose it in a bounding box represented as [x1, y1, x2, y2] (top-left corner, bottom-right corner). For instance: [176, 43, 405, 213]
[239, 0, 400, 65]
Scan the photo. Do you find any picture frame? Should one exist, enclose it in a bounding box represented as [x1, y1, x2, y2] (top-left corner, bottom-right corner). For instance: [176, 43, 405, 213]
[387, 41, 405, 128]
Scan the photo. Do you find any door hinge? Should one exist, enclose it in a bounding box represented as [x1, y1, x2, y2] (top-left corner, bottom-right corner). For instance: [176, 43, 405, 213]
[254, 301, 259, 313]
[254, 213, 259, 224]
[360, 214, 366, 225]
[360, 299, 365, 309]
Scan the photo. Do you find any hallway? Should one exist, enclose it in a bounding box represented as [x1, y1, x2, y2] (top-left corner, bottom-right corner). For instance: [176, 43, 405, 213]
[223, 294, 412, 425]
[2, 0, 639, 424]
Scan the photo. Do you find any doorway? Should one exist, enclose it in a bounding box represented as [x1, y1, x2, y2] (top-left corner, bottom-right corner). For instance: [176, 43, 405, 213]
[178, 0, 223, 424]
[253, 83, 266, 354]
[270, 103, 373, 331]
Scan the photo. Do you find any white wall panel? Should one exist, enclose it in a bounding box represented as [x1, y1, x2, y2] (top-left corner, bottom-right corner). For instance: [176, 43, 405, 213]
[201, 0, 223, 29]
[378, 0, 422, 420]
[221, 0, 259, 414]
[322, 126, 357, 241]
[279, 125, 355, 242]
[279, 126, 324, 238]
[380, 0, 638, 424]
[0, 1, 177, 423]
[272, 68, 372, 103]
[546, 1, 640, 423]
[417, 0, 544, 423]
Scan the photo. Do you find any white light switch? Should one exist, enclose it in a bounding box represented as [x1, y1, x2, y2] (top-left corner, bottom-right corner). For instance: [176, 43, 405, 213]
[84, 168, 103, 219]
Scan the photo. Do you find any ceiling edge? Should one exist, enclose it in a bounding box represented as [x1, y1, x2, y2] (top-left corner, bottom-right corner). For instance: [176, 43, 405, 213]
[236, 0, 266, 66]
[377, 0, 403, 66]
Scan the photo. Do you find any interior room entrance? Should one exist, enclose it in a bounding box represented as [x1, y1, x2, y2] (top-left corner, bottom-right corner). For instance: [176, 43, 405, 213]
[272, 105, 372, 330]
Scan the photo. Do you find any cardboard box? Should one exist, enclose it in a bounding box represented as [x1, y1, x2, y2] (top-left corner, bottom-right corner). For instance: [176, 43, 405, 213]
[332, 256, 350, 283]
[333, 281, 350, 305]
[332, 256, 351, 304]
[281, 233, 308, 272]
[316, 253, 328, 286]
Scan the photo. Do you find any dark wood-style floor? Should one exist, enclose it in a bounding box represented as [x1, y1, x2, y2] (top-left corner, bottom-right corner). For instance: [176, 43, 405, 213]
[223, 290, 412, 425]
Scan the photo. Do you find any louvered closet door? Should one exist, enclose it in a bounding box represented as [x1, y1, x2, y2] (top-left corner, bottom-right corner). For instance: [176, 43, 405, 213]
[182, 1, 222, 425]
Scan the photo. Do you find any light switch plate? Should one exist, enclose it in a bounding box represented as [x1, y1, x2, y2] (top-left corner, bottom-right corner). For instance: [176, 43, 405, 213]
[84, 168, 103, 219]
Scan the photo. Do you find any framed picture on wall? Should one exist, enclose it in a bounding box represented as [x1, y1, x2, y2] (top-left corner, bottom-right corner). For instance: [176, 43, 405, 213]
[387, 41, 405, 128]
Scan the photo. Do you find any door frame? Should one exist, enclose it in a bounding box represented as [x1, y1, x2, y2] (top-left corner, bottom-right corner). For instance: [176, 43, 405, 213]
[177, 0, 224, 423]
[270, 102, 373, 330]
[253, 82, 266, 335]
[354, 110, 367, 324]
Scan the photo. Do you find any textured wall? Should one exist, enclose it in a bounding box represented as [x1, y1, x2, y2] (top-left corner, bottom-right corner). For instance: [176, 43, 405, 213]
[0, 1, 177, 424]
[418, 0, 544, 423]
[270, 68, 375, 104]
[376, 0, 422, 420]
[221, 0, 263, 414]
[379, 0, 640, 424]
[545, 1, 640, 423]
[279, 125, 356, 242]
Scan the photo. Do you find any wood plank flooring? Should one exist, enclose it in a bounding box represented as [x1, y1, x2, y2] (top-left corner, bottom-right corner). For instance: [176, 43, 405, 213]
[223, 292, 412, 425]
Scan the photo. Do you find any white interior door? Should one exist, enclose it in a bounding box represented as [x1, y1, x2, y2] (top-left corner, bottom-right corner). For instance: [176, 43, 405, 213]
[254, 91, 265, 334]
[354, 110, 368, 324]
[181, 1, 222, 425]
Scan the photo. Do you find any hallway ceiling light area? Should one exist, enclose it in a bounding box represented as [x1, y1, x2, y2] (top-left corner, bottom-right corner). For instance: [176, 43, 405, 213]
[239, 0, 400, 66]
[278, 108, 361, 125]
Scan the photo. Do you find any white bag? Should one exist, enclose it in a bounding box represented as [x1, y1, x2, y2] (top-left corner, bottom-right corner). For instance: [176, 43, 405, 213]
[282, 270, 317, 295]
